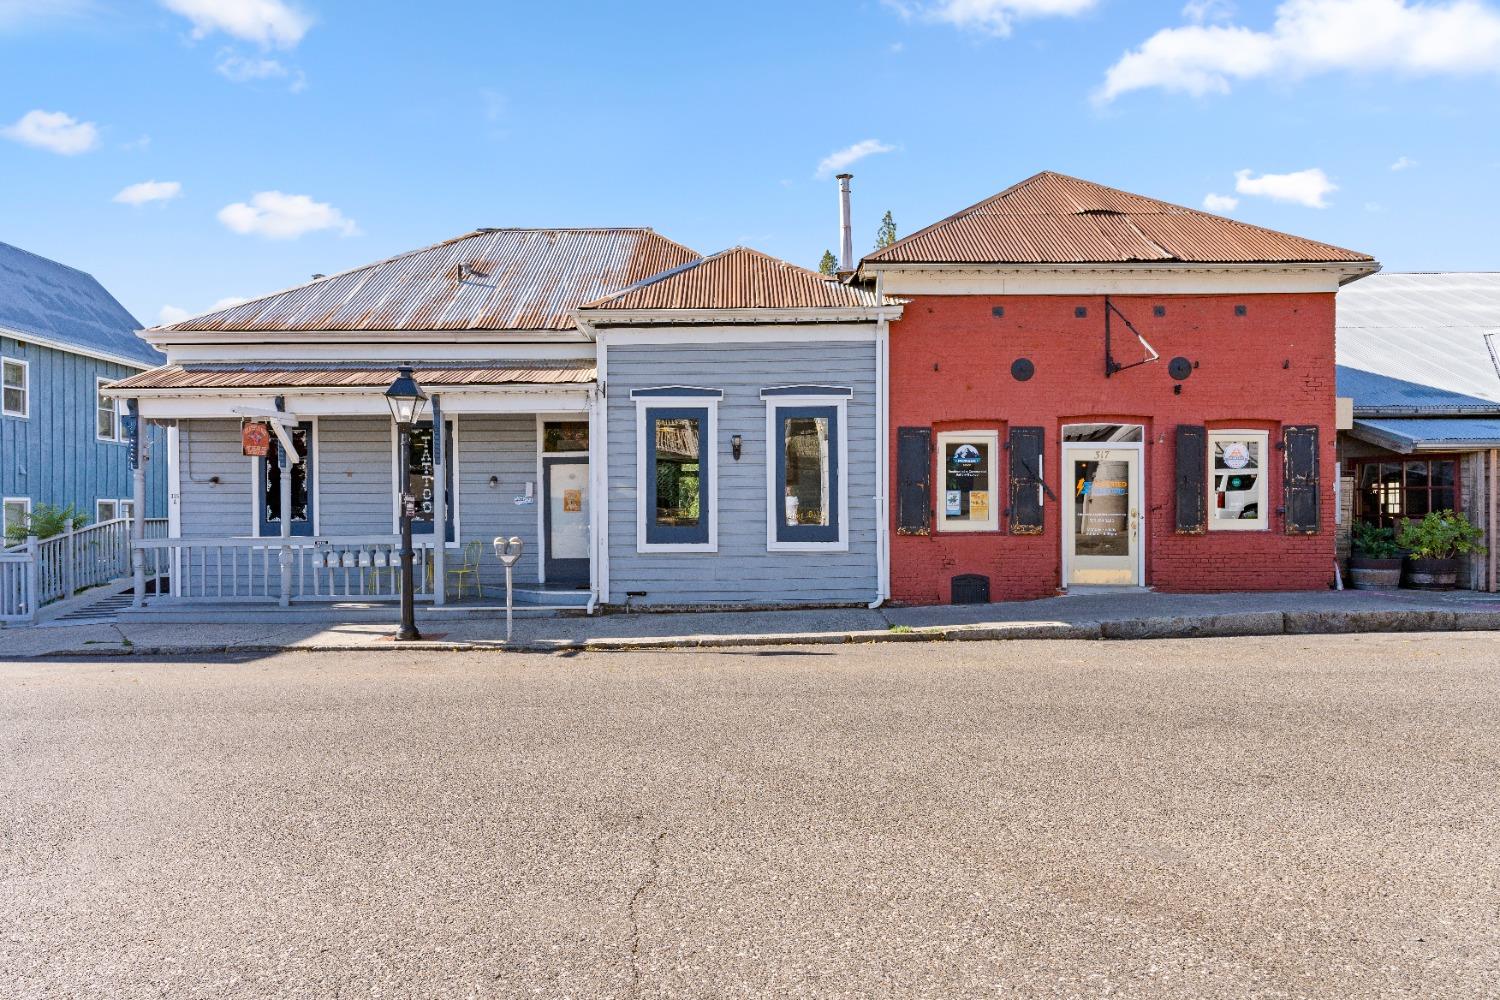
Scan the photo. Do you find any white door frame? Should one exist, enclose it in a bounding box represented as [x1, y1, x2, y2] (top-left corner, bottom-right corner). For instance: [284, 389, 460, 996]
[1061, 438, 1146, 587]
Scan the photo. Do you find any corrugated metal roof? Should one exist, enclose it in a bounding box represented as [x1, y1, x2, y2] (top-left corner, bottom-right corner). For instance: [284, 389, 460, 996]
[108, 360, 595, 392]
[862, 171, 1374, 267]
[154, 229, 699, 334]
[0, 240, 161, 367]
[582, 246, 890, 311]
[1337, 272, 1500, 407]
[1350, 416, 1500, 452]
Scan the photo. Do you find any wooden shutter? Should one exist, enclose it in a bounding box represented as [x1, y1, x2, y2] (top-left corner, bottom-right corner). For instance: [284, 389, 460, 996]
[1175, 424, 1207, 534]
[1284, 425, 1320, 534]
[896, 427, 932, 536]
[1008, 426, 1044, 535]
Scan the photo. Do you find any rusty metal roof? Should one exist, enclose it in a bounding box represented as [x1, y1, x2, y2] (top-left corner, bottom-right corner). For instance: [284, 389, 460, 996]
[107, 360, 596, 392]
[582, 246, 890, 311]
[863, 171, 1374, 267]
[153, 229, 699, 334]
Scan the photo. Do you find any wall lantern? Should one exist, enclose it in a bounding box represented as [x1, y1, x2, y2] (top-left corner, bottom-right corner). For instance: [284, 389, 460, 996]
[731, 434, 744, 461]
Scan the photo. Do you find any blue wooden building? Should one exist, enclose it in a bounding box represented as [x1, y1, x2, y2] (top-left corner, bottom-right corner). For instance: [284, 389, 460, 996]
[0, 240, 167, 537]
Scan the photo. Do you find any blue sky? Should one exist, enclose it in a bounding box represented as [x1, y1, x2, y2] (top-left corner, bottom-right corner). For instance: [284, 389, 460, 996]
[1, 0, 1497, 326]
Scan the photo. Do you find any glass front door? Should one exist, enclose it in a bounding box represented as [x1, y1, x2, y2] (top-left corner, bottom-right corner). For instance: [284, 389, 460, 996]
[1064, 446, 1141, 586]
[544, 457, 589, 586]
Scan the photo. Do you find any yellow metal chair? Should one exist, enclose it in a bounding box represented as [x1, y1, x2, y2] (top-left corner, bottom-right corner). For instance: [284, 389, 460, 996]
[446, 540, 484, 600]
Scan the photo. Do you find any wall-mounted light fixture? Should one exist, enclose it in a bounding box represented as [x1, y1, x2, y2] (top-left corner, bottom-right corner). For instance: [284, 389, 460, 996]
[730, 434, 743, 461]
[488, 475, 499, 487]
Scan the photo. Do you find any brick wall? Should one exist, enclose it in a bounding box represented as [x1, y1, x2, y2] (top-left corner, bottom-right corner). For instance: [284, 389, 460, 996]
[889, 293, 1338, 604]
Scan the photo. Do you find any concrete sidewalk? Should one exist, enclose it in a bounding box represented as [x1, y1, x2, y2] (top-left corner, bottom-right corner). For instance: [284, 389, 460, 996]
[5, 587, 1500, 658]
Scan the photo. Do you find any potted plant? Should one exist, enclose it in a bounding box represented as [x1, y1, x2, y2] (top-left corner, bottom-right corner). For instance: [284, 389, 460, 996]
[1395, 510, 1487, 590]
[1348, 521, 1404, 589]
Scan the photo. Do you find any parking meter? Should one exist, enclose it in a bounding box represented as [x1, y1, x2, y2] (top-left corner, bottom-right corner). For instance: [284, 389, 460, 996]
[493, 536, 524, 641]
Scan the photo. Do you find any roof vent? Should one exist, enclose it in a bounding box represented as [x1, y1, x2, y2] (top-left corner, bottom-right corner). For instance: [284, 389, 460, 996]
[1076, 208, 1125, 216]
[311, 273, 326, 280]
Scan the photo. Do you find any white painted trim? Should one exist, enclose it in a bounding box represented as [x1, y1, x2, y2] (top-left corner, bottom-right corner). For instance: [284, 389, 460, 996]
[764, 395, 850, 553]
[3, 496, 32, 536]
[248, 417, 320, 537]
[0, 325, 156, 370]
[167, 423, 181, 540]
[96, 499, 121, 522]
[95, 376, 126, 443]
[634, 396, 719, 554]
[534, 415, 546, 583]
[160, 341, 597, 364]
[577, 307, 900, 328]
[144, 327, 591, 350]
[1061, 438, 1147, 587]
[2, 356, 29, 418]
[598, 326, 881, 346]
[389, 415, 461, 547]
[935, 431, 1001, 533]
[1207, 429, 1271, 532]
[867, 263, 1374, 297]
[871, 305, 890, 607]
[128, 389, 591, 420]
[596, 339, 611, 603]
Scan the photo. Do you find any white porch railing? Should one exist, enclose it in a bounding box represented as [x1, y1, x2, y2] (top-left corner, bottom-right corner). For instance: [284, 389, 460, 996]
[133, 535, 438, 604]
[1, 518, 169, 623]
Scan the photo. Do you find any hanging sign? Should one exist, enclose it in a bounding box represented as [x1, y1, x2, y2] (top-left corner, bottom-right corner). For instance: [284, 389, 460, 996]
[241, 421, 272, 457]
[969, 491, 990, 520]
[1221, 442, 1252, 470]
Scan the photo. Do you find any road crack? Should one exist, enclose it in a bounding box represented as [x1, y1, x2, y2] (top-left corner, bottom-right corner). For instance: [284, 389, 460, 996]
[627, 830, 667, 997]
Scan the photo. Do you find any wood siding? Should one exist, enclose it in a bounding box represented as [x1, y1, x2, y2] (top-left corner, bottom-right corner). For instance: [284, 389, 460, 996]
[0, 336, 166, 519]
[605, 337, 879, 606]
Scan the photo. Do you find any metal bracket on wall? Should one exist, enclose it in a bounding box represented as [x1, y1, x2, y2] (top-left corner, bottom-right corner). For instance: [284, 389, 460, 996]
[1104, 296, 1161, 378]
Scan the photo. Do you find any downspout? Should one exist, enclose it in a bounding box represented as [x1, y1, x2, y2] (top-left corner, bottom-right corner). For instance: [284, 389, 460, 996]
[868, 273, 891, 609]
[1491, 448, 1498, 593]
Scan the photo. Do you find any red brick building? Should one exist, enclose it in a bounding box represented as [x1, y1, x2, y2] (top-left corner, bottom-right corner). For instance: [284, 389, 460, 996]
[859, 173, 1379, 604]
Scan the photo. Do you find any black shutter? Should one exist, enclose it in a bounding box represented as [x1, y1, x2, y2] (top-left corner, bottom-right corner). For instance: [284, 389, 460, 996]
[1284, 425, 1320, 534]
[1175, 424, 1207, 534]
[1008, 426, 1044, 535]
[896, 427, 932, 536]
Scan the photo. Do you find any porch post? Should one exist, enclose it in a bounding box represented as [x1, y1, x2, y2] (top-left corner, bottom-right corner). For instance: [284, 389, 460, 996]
[277, 405, 293, 608]
[128, 399, 147, 608]
[431, 395, 446, 606]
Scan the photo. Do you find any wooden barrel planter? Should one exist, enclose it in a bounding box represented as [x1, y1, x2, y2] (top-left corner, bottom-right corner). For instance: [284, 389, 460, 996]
[1404, 556, 1459, 590]
[1348, 555, 1403, 590]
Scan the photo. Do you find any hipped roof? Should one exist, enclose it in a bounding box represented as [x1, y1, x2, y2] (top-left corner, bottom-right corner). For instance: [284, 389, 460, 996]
[862, 171, 1375, 267]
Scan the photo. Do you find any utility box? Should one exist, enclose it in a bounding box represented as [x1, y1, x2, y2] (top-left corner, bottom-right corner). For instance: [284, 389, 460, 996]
[950, 574, 991, 605]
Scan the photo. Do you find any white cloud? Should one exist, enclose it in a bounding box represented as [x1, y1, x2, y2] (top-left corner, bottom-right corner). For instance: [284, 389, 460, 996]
[1098, 0, 1500, 103]
[1183, 0, 1236, 22]
[1390, 154, 1417, 170]
[216, 51, 305, 90]
[217, 191, 359, 239]
[157, 305, 191, 324]
[0, 0, 100, 31]
[887, 0, 1098, 35]
[160, 0, 311, 48]
[121, 134, 151, 151]
[114, 180, 182, 206]
[816, 139, 897, 179]
[1234, 167, 1338, 208]
[1, 109, 99, 155]
[1202, 192, 1240, 212]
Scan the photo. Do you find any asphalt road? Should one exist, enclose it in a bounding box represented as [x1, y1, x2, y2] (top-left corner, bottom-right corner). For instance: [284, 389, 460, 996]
[3, 634, 1499, 999]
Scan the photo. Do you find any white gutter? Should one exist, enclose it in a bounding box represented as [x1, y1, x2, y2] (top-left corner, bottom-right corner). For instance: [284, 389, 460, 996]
[868, 272, 891, 609]
[857, 260, 1380, 281]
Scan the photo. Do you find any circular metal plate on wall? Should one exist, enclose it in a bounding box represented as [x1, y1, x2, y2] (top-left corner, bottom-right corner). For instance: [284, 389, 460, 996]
[1011, 358, 1035, 382]
[1168, 356, 1193, 381]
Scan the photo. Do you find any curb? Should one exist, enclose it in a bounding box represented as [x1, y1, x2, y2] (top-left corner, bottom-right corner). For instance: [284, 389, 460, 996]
[25, 608, 1500, 658]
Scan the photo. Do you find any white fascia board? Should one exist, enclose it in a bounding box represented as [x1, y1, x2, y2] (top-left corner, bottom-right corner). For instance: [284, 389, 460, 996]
[590, 324, 883, 346]
[132, 387, 591, 419]
[163, 341, 598, 364]
[862, 262, 1379, 296]
[142, 327, 591, 350]
[0, 325, 156, 370]
[576, 306, 901, 327]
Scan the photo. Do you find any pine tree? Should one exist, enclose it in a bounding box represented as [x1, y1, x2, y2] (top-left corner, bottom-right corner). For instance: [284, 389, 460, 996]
[818, 249, 838, 274]
[874, 211, 897, 250]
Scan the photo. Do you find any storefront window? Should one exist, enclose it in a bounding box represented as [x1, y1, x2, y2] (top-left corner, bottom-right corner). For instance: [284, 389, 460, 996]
[258, 422, 313, 536]
[771, 404, 842, 546]
[937, 431, 999, 532]
[645, 407, 710, 546]
[402, 421, 455, 540]
[1354, 457, 1459, 529]
[1208, 430, 1268, 530]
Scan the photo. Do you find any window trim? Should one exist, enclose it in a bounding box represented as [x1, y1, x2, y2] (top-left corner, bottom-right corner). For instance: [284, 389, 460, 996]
[1351, 454, 1462, 528]
[96, 499, 119, 523]
[935, 430, 1001, 533]
[635, 395, 718, 553]
[763, 394, 849, 552]
[3, 496, 31, 537]
[120, 499, 136, 523]
[1207, 429, 1270, 532]
[389, 416, 460, 545]
[2, 357, 29, 418]
[96, 377, 124, 443]
[249, 419, 319, 537]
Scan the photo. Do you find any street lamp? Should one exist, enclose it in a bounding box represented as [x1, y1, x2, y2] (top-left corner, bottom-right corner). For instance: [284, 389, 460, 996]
[385, 366, 428, 641]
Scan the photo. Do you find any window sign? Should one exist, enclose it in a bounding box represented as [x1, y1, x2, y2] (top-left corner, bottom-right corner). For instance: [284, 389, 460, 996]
[404, 421, 455, 541]
[258, 422, 313, 536]
[543, 421, 589, 453]
[937, 431, 1000, 532]
[1208, 430, 1268, 530]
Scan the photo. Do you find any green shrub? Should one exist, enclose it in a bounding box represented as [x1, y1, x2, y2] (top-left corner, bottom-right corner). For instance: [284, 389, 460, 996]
[1351, 521, 1402, 559]
[1395, 510, 1486, 560]
[3, 503, 90, 545]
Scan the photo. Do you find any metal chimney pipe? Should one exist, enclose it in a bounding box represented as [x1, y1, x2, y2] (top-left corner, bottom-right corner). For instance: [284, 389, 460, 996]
[837, 172, 853, 272]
